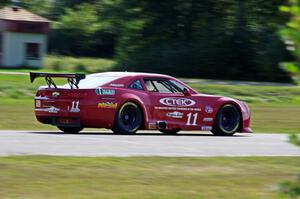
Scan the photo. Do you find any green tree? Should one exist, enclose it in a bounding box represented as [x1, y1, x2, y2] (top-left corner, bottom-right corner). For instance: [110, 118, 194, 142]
[115, 0, 291, 82]
[0, 0, 10, 7]
[50, 4, 101, 56]
[280, 0, 300, 82]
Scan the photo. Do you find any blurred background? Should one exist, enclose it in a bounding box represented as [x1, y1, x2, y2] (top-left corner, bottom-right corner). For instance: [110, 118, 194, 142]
[0, 1, 300, 199]
[0, 0, 299, 83]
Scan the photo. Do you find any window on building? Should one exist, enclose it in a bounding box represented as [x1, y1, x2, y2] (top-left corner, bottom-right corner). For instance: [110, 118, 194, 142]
[25, 43, 40, 59]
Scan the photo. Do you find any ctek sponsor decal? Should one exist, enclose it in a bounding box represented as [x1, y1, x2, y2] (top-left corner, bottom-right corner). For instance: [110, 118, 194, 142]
[159, 97, 196, 107]
[205, 105, 213, 114]
[95, 88, 115, 95]
[98, 102, 117, 109]
[166, 111, 184, 119]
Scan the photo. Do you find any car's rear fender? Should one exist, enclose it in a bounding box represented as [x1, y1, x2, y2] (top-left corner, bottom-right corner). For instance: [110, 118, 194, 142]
[117, 92, 150, 129]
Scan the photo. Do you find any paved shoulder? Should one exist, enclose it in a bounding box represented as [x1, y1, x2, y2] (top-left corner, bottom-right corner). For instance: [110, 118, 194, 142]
[0, 131, 299, 157]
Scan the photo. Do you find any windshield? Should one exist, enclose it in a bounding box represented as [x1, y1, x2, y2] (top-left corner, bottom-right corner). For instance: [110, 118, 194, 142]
[62, 75, 119, 88]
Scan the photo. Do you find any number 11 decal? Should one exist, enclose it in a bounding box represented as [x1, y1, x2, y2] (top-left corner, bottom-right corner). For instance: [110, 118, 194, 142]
[186, 113, 198, 126]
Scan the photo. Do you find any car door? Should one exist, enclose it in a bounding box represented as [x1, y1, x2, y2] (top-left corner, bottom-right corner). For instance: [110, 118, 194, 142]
[143, 78, 201, 130]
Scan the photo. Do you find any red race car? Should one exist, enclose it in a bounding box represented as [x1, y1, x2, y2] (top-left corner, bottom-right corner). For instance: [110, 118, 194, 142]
[30, 72, 252, 136]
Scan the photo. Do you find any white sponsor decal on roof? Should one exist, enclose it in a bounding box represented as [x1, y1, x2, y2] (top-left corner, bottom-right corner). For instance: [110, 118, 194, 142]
[160, 97, 196, 107]
[109, 83, 124, 87]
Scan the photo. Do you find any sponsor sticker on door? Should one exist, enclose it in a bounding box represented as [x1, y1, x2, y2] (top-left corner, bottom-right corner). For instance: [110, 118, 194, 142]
[98, 102, 118, 109]
[159, 97, 195, 107]
[166, 111, 184, 119]
[205, 105, 213, 114]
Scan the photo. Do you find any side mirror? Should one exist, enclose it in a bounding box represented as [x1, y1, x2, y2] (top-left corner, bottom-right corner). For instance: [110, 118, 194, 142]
[183, 88, 191, 96]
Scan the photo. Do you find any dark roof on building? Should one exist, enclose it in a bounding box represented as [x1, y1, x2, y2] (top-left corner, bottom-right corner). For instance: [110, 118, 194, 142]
[0, 6, 49, 23]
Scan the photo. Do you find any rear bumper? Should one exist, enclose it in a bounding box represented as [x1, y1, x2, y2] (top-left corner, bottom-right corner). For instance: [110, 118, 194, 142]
[35, 107, 82, 127]
[35, 108, 80, 117]
[36, 115, 81, 127]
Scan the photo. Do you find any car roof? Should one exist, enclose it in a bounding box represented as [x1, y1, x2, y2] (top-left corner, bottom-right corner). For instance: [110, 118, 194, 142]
[89, 72, 173, 79]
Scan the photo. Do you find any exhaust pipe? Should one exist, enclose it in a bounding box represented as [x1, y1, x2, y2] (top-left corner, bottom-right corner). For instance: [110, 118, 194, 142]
[157, 121, 167, 130]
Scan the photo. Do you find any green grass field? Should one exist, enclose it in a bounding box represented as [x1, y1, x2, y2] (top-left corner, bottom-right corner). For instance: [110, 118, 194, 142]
[0, 156, 298, 199]
[0, 73, 299, 132]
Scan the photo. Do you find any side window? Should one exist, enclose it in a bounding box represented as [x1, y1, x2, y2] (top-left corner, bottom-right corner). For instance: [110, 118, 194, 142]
[128, 79, 144, 91]
[144, 79, 156, 92]
[169, 80, 186, 92]
[152, 81, 173, 93]
[144, 79, 183, 94]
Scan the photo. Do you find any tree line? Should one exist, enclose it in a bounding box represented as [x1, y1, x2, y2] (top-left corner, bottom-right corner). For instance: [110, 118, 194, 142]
[1, 0, 295, 82]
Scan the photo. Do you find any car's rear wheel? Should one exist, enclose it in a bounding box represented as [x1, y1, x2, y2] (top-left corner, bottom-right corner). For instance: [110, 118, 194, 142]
[57, 126, 83, 134]
[211, 104, 240, 136]
[113, 102, 142, 135]
[159, 129, 180, 135]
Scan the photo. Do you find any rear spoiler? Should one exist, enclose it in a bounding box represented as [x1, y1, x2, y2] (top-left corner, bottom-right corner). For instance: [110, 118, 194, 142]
[29, 72, 86, 89]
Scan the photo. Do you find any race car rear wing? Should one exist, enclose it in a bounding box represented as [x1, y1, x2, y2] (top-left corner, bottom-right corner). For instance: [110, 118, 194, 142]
[29, 72, 86, 89]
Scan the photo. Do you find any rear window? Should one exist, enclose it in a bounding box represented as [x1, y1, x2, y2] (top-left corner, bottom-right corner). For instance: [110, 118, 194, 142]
[63, 75, 119, 88]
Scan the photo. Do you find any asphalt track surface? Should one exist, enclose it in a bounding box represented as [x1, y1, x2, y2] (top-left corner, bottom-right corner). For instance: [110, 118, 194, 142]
[0, 130, 299, 157]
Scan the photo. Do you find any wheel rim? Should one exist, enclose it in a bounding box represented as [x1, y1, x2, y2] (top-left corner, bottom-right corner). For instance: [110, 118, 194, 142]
[220, 106, 239, 133]
[120, 105, 139, 131]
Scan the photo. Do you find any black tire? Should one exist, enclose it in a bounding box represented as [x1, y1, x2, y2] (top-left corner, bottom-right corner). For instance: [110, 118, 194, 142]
[57, 126, 83, 134]
[159, 129, 180, 135]
[113, 102, 142, 135]
[211, 104, 241, 136]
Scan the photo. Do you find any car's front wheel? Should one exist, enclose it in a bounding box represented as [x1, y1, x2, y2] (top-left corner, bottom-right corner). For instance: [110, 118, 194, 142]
[57, 126, 83, 134]
[113, 102, 142, 135]
[211, 104, 240, 136]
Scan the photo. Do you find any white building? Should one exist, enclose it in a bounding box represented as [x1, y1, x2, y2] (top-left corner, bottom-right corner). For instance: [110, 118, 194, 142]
[0, 5, 49, 68]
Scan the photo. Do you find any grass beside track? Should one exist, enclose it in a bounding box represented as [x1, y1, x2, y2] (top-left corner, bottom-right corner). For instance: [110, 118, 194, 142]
[0, 156, 299, 199]
[0, 73, 299, 133]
